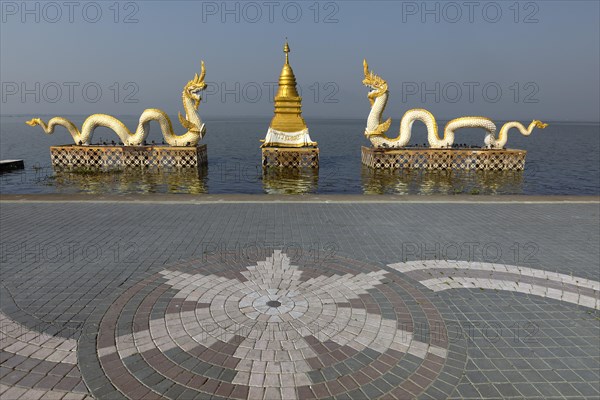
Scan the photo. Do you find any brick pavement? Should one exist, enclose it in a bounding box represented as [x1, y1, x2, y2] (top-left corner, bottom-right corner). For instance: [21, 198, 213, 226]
[0, 197, 598, 399]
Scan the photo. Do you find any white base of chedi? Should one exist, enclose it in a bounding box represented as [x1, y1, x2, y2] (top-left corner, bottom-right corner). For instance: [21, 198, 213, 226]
[262, 128, 317, 148]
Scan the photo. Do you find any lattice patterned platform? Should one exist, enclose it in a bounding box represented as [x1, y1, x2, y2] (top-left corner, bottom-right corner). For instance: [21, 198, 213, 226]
[262, 147, 319, 168]
[361, 146, 526, 171]
[50, 144, 207, 170]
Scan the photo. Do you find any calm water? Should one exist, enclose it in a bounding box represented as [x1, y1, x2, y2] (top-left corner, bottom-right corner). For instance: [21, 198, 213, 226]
[1, 116, 598, 195]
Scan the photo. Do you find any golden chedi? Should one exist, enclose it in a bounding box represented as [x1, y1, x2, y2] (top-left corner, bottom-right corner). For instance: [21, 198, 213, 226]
[262, 41, 317, 148]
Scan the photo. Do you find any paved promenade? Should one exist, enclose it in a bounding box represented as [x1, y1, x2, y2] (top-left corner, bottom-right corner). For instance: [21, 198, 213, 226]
[1, 195, 598, 399]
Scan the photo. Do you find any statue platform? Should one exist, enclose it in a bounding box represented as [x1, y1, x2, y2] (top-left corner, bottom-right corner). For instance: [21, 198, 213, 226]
[262, 147, 319, 168]
[361, 146, 526, 171]
[50, 144, 207, 170]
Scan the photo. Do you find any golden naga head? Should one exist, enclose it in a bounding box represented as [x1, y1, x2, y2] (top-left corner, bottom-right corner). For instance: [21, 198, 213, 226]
[533, 120, 549, 129]
[25, 118, 42, 126]
[362, 59, 388, 105]
[183, 60, 207, 109]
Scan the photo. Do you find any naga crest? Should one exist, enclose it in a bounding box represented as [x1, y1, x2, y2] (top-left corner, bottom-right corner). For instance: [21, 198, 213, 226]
[532, 120, 549, 129]
[183, 61, 207, 110]
[362, 59, 388, 105]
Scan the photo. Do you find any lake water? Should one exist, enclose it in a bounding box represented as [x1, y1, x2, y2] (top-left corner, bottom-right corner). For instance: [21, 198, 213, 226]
[1, 116, 598, 195]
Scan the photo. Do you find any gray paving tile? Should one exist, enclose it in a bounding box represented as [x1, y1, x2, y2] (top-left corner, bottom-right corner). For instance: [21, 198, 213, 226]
[1, 201, 599, 399]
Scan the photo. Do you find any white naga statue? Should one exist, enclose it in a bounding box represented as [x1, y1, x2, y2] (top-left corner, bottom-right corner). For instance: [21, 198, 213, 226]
[362, 60, 548, 149]
[26, 62, 208, 146]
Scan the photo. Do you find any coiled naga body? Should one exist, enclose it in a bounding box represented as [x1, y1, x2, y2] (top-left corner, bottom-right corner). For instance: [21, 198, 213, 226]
[26, 62, 208, 146]
[362, 60, 547, 149]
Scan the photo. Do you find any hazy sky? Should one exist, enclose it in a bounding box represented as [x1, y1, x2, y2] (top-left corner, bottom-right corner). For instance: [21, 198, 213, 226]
[1, 0, 599, 121]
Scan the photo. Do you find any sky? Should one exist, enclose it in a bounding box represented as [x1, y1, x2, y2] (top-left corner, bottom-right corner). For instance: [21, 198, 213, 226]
[1, 0, 599, 121]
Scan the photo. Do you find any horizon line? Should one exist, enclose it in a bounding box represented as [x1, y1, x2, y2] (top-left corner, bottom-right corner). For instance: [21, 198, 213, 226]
[2, 114, 599, 125]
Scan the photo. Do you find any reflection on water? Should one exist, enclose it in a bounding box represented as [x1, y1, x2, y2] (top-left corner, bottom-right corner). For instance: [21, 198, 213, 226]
[52, 167, 208, 194]
[361, 167, 525, 195]
[262, 168, 319, 195]
[0, 164, 528, 195]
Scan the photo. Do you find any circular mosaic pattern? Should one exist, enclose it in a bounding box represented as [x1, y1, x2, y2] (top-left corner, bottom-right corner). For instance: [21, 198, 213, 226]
[91, 251, 454, 399]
